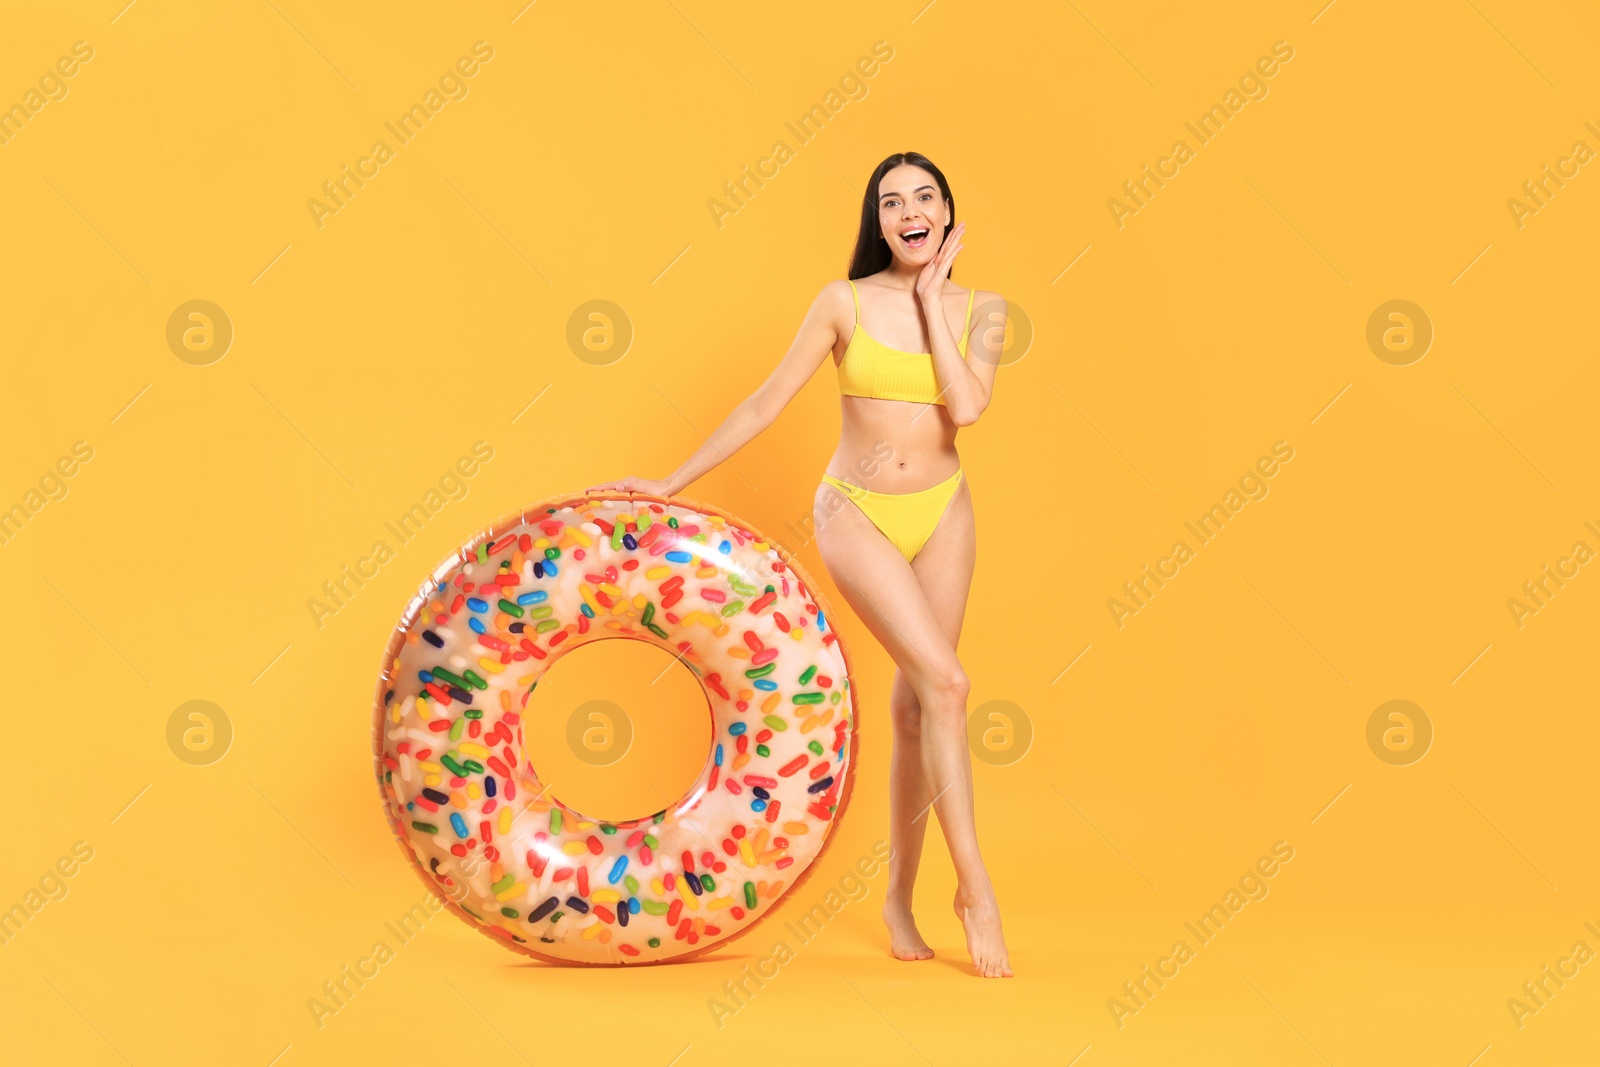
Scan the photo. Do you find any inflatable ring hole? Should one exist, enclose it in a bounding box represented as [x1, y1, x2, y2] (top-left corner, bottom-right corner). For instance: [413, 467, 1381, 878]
[522, 636, 714, 825]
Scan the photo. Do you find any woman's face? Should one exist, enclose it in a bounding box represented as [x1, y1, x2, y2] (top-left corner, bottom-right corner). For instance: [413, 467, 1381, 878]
[877, 164, 949, 266]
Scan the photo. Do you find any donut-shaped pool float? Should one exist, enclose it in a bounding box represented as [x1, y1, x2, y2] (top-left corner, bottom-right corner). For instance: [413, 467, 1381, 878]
[373, 492, 858, 964]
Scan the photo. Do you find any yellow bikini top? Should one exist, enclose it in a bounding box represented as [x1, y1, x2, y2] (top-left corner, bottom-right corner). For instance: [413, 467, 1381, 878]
[837, 279, 975, 405]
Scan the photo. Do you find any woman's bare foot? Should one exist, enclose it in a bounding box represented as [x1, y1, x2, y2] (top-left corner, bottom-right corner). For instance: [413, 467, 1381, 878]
[953, 889, 1014, 977]
[882, 899, 935, 960]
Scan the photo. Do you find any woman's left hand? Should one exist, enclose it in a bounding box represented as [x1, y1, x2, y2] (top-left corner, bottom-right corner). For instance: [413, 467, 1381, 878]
[586, 475, 675, 497]
[914, 221, 965, 306]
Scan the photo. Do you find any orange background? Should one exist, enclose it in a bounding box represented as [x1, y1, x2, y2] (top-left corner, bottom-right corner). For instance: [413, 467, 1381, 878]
[2, 0, 1598, 1064]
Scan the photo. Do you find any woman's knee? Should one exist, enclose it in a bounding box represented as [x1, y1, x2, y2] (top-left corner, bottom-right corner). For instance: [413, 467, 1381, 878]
[913, 662, 970, 715]
[890, 686, 922, 734]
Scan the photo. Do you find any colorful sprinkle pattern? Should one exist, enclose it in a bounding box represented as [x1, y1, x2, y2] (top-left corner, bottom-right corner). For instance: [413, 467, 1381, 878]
[374, 493, 857, 964]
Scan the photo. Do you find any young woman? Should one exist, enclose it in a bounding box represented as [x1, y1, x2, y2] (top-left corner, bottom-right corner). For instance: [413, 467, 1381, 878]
[590, 151, 1011, 977]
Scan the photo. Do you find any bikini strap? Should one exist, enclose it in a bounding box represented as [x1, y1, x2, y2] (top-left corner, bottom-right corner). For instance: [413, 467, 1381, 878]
[847, 279, 859, 325]
[960, 287, 976, 352]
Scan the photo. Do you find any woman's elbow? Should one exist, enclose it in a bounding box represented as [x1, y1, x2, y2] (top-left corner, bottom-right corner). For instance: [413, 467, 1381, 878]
[745, 393, 781, 427]
[948, 398, 987, 427]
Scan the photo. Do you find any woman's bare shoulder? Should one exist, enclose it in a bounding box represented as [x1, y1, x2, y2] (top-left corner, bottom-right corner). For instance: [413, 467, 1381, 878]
[966, 286, 1005, 312]
[815, 277, 860, 319]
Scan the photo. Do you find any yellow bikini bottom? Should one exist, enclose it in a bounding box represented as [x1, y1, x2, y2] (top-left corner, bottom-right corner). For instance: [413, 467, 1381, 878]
[819, 467, 964, 563]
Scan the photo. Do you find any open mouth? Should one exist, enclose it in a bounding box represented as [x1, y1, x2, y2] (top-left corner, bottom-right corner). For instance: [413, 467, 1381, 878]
[899, 228, 930, 249]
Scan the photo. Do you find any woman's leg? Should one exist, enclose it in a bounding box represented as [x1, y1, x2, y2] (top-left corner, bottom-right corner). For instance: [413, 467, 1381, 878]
[883, 668, 936, 959]
[906, 477, 1011, 977]
[881, 478, 978, 961]
[813, 482, 1012, 977]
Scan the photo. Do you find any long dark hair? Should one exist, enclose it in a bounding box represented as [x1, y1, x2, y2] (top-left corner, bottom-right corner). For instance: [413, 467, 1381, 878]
[848, 151, 955, 280]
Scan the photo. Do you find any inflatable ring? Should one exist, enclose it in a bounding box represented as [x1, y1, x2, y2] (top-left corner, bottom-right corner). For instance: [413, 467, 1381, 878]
[373, 492, 859, 964]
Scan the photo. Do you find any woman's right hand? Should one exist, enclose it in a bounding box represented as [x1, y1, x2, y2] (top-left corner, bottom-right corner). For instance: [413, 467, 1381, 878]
[586, 476, 676, 497]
